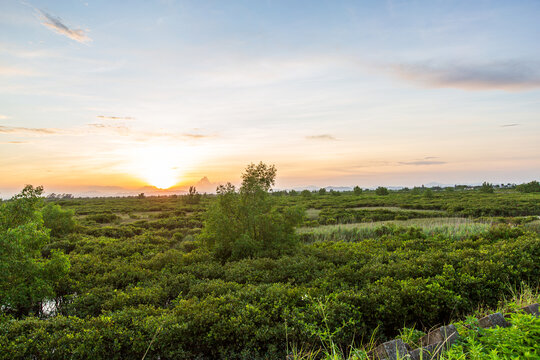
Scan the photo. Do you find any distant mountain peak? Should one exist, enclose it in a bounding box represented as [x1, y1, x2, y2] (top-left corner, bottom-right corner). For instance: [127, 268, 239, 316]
[194, 176, 215, 193]
[197, 176, 211, 185]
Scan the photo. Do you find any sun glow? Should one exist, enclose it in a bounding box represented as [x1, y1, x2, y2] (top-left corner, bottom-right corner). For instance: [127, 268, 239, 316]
[128, 146, 184, 189]
[145, 165, 179, 189]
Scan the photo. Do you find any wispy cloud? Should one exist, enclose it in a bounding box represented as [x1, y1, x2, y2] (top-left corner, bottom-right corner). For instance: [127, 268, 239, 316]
[500, 123, 520, 127]
[87, 123, 130, 136]
[0, 65, 38, 77]
[0, 42, 58, 59]
[182, 133, 210, 139]
[87, 123, 212, 141]
[141, 131, 213, 141]
[0, 125, 62, 135]
[38, 10, 91, 43]
[0, 121, 213, 142]
[386, 60, 540, 91]
[97, 115, 135, 121]
[0, 115, 9, 120]
[399, 160, 447, 166]
[0, 140, 28, 144]
[306, 134, 337, 141]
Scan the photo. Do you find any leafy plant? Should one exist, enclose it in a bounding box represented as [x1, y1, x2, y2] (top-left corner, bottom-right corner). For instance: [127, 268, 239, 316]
[0, 185, 70, 317]
[480, 182, 494, 194]
[200, 163, 303, 261]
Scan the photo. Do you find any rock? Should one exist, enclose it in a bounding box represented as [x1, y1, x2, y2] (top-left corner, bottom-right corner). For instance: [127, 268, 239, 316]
[477, 312, 510, 328]
[368, 339, 409, 360]
[419, 324, 459, 347]
[409, 343, 443, 360]
[519, 303, 539, 316]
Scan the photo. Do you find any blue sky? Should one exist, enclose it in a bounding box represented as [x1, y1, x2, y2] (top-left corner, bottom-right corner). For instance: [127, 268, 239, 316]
[1, 0, 540, 195]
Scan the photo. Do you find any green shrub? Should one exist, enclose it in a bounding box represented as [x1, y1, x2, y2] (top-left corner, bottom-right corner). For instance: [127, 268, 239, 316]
[200, 163, 303, 261]
[86, 213, 120, 224]
[516, 180, 540, 193]
[42, 203, 76, 237]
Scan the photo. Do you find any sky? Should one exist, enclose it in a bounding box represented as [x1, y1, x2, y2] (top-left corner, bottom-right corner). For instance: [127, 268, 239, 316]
[1, 0, 540, 196]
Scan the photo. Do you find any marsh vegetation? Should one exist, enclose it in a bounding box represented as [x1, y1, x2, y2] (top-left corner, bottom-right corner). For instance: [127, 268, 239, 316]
[1, 167, 539, 359]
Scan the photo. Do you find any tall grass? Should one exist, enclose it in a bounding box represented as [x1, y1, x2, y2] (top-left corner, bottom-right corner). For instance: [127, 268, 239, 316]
[351, 206, 445, 213]
[298, 218, 492, 242]
[523, 219, 540, 234]
[288, 300, 376, 360]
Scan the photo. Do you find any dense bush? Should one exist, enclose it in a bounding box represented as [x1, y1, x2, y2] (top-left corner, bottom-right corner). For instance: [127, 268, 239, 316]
[42, 203, 76, 237]
[200, 163, 303, 261]
[317, 208, 443, 225]
[479, 181, 494, 194]
[86, 213, 120, 224]
[516, 180, 540, 193]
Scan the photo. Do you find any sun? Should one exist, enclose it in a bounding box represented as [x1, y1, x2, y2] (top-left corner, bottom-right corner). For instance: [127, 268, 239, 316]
[145, 164, 178, 189]
[128, 146, 183, 189]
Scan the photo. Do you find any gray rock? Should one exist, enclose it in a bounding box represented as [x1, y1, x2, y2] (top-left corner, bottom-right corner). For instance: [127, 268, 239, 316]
[419, 324, 459, 347]
[369, 339, 409, 360]
[477, 312, 510, 328]
[519, 303, 539, 316]
[409, 343, 443, 360]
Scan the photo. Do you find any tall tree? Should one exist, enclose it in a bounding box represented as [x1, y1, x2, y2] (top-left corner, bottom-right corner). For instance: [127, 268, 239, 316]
[201, 162, 302, 261]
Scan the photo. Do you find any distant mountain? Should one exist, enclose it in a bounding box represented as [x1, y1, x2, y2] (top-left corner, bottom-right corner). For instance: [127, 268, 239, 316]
[285, 185, 319, 192]
[324, 186, 353, 192]
[194, 176, 216, 193]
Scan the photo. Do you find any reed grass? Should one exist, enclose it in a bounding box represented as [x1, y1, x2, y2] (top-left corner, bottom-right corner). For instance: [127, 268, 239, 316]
[298, 217, 492, 242]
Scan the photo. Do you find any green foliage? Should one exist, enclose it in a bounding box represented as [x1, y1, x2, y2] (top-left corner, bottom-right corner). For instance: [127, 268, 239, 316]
[319, 188, 327, 195]
[516, 180, 540, 193]
[240, 162, 277, 193]
[316, 208, 443, 225]
[288, 309, 540, 360]
[200, 163, 303, 261]
[353, 186, 362, 195]
[0, 186, 70, 317]
[423, 188, 433, 199]
[1, 184, 540, 358]
[0, 185, 44, 229]
[185, 186, 202, 204]
[480, 181, 494, 193]
[375, 187, 389, 196]
[443, 313, 540, 359]
[42, 203, 76, 237]
[86, 213, 120, 224]
[301, 190, 312, 198]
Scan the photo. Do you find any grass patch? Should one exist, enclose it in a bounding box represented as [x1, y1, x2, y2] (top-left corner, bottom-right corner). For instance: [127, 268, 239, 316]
[306, 208, 322, 220]
[298, 217, 492, 242]
[351, 206, 445, 213]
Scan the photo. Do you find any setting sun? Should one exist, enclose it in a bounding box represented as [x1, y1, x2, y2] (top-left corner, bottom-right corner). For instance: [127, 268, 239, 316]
[129, 146, 182, 189]
[145, 165, 179, 189]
